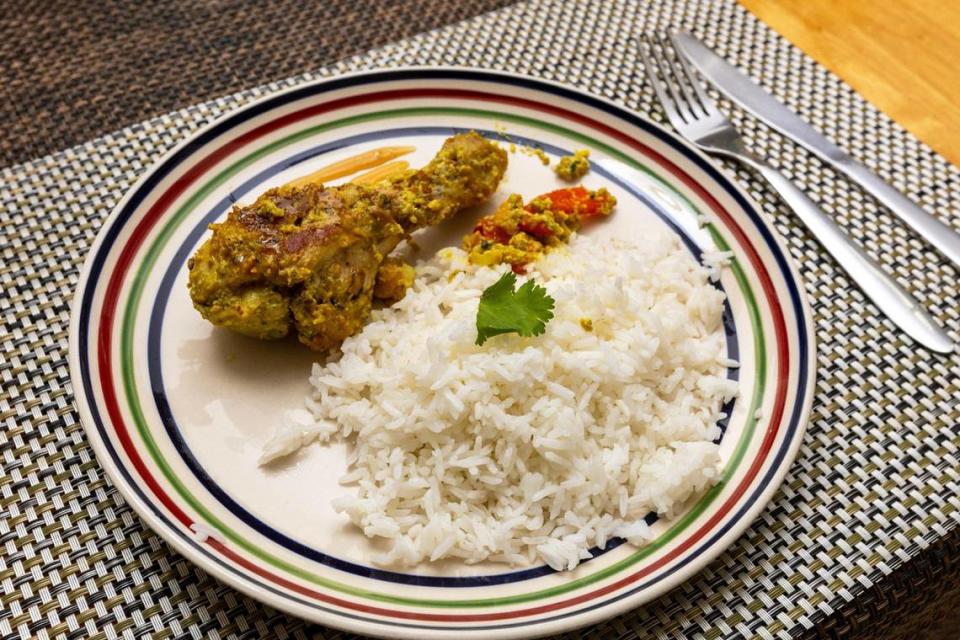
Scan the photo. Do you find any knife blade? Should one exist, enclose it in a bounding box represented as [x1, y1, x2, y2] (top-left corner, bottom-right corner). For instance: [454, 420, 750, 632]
[672, 31, 960, 269]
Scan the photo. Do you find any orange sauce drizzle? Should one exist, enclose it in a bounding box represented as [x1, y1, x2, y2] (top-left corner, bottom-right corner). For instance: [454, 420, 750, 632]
[287, 145, 415, 187]
[351, 160, 410, 185]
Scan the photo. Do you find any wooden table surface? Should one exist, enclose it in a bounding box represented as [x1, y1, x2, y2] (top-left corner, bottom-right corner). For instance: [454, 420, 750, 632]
[739, 0, 960, 167]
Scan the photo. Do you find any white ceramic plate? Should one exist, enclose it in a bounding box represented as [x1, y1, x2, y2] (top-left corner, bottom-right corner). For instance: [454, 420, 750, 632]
[69, 69, 816, 639]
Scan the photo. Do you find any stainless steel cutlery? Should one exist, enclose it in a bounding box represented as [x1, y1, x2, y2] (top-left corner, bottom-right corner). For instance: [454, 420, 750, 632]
[672, 32, 960, 270]
[639, 33, 953, 353]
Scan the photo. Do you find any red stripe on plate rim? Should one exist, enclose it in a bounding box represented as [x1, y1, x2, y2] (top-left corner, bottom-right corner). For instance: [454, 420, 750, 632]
[91, 86, 791, 621]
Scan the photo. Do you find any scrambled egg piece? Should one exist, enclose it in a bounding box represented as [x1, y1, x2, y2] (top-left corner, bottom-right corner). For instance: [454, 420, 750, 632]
[554, 149, 591, 180]
[463, 186, 616, 272]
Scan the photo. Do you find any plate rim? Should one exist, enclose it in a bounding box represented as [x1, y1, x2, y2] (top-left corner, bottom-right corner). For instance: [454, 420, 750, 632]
[68, 66, 817, 639]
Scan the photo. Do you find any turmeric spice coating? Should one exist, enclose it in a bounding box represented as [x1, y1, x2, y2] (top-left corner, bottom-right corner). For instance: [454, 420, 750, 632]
[187, 132, 508, 350]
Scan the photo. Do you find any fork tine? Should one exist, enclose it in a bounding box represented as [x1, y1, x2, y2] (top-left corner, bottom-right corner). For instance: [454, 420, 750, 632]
[653, 46, 692, 124]
[655, 34, 705, 120]
[642, 35, 694, 125]
[666, 32, 714, 114]
[638, 35, 681, 124]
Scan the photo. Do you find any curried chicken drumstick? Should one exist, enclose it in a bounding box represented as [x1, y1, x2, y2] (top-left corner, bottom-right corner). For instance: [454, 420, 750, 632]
[187, 132, 508, 350]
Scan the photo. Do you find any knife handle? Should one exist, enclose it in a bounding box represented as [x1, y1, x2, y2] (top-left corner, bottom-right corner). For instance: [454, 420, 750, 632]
[837, 159, 960, 266]
[744, 158, 953, 353]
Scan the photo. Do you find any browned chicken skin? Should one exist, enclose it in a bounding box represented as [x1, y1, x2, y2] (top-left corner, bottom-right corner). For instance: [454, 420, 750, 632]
[187, 132, 508, 350]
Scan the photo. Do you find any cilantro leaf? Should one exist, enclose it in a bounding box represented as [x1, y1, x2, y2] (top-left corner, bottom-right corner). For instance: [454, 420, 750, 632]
[476, 272, 555, 346]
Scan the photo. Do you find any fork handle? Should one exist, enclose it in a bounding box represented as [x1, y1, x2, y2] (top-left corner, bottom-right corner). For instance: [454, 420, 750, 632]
[743, 158, 953, 353]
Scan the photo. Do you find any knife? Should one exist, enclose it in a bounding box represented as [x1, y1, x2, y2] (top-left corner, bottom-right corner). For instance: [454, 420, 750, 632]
[672, 31, 960, 269]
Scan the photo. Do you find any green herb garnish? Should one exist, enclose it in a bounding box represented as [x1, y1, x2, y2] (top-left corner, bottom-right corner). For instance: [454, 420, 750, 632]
[475, 272, 555, 346]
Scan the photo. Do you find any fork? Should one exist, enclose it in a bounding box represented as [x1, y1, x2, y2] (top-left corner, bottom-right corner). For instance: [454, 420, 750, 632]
[638, 34, 953, 354]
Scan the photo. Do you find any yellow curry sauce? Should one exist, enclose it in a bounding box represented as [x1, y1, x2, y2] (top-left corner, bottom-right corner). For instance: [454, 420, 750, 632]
[463, 186, 616, 272]
[188, 132, 508, 350]
[554, 149, 591, 180]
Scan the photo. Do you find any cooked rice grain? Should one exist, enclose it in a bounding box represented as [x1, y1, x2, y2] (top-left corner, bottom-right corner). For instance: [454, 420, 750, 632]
[262, 232, 737, 571]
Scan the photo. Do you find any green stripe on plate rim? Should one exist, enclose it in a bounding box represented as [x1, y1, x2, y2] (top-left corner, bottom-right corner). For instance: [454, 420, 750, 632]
[117, 106, 766, 607]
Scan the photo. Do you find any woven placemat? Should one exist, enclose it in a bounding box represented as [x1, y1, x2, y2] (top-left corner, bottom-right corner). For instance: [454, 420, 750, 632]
[3, 0, 960, 638]
[0, 0, 516, 168]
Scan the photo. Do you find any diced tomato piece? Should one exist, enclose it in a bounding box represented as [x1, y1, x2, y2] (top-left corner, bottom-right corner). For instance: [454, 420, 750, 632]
[473, 217, 511, 244]
[510, 262, 527, 275]
[518, 219, 554, 240]
[526, 186, 615, 218]
[526, 187, 586, 214]
[579, 190, 616, 218]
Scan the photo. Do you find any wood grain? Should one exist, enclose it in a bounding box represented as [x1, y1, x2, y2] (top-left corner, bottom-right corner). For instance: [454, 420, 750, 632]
[739, 0, 960, 166]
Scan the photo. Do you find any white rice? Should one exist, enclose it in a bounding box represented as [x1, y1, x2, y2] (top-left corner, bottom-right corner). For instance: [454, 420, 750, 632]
[261, 231, 738, 571]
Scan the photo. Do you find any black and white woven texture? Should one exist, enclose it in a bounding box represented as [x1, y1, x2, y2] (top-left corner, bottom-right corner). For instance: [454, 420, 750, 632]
[2, 1, 959, 638]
